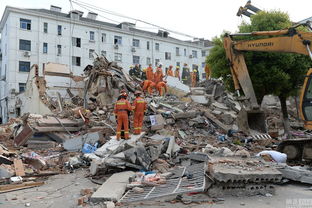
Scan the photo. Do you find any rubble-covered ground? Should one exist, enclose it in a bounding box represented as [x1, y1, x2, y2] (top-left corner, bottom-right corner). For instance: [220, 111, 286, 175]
[0, 56, 312, 208]
[0, 168, 310, 208]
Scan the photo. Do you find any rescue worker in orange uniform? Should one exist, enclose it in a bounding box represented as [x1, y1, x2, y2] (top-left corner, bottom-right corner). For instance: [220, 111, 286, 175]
[142, 80, 156, 95]
[154, 66, 164, 84]
[114, 92, 132, 140]
[166, 65, 174, 76]
[156, 81, 167, 96]
[132, 91, 147, 135]
[191, 69, 197, 87]
[174, 66, 180, 80]
[146, 64, 154, 81]
[204, 64, 211, 80]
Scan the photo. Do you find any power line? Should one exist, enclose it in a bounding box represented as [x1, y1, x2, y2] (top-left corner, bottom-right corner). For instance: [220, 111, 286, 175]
[71, 0, 198, 39]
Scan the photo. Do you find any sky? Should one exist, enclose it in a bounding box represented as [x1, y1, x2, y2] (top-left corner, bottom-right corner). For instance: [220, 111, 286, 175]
[0, 0, 311, 40]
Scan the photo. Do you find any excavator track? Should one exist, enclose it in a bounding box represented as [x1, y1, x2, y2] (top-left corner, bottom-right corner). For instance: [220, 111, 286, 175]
[277, 138, 312, 165]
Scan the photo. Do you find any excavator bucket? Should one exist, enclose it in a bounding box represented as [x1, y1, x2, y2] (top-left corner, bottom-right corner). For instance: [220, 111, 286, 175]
[236, 108, 267, 133]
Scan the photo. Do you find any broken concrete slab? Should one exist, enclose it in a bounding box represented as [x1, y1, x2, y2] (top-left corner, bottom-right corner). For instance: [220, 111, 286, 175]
[204, 110, 231, 132]
[173, 111, 198, 119]
[208, 157, 282, 183]
[212, 102, 229, 110]
[190, 95, 209, 104]
[63, 132, 102, 152]
[277, 165, 312, 184]
[91, 171, 135, 202]
[95, 132, 145, 157]
[220, 114, 234, 125]
[0, 166, 14, 179]
[36, 117, 84, 127]
[211, 110, 222, 115]
[27, 140, 57, 149]
[150, 114, 165, 131]
[165, 76, 190, 94]
[190, 87, 206, 95]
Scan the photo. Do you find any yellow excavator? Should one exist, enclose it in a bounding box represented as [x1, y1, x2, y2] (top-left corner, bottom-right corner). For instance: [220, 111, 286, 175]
[223, 22, 312, 164]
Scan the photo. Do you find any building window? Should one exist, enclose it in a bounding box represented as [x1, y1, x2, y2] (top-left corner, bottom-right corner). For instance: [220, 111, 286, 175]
[3, 64, 7, 81]
[43, 43, 48, 54]
[101, 33, 106, 42]
[20, 18, 31, 30]
[43, 22, 48, 33]
[155, 59, 160, 66]
[133, 55, 140, 64]
[176, 62, 180, 67]
[19, 39, 31, 51]
[147, 41, 150, 50]
[146, 57, 151, 65]
[72, 37, 81, 47]
[90, 31, 95, 41]
[192, 50, 198, 58]
[202, 50, 206, 57]
[202, 62, 206, 68]
[114, 36, 122, 45]
[19, 83, 26, 93]
[114, 53, 122, 62]
[176, 47, 180, 56]
[101, 50, 106, 56]
[165, 52, 171, 60]
[72, 56, 81, 66]
[155, 43, 160, 51]
[57, 25, 62, 35]
[57, 45, 62, 55]
[184, 49, 187, 56]
[132, 39, 140, 47]
[19, 61, 31, 72]
[89, 49, 95, 59]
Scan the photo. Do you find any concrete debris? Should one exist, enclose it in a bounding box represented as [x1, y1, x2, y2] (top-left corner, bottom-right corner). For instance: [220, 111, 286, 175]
[1, 55, 311, 207]
[90, 171, 135, 202]
[207, 157, 282, 197]
[277, 165, 312, 184]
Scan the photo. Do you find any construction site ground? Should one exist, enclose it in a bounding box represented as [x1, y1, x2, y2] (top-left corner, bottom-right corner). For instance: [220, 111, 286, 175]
[0, 168, 310, 208]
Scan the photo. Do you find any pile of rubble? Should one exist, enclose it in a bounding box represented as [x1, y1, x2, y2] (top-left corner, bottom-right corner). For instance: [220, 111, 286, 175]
[0, 56, 311, 207]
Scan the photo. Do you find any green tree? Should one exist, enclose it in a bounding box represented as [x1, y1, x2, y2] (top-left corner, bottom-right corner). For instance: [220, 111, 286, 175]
[206, 11, 311, 135]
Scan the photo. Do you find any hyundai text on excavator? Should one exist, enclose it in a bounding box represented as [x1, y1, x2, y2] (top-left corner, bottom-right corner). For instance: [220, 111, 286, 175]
[223, 22, 312, 164]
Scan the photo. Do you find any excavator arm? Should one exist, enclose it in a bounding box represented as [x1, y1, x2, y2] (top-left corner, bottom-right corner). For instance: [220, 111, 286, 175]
[224, 28, 312, 107]
[223, 26, 312, 133]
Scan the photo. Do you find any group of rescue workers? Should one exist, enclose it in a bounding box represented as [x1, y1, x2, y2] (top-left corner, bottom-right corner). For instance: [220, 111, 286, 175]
[114, 90, 146, 140]
[114, 63, 212, 140]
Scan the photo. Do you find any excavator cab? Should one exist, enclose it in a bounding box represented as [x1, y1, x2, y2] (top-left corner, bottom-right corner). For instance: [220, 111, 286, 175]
[299, 68, 312, 130]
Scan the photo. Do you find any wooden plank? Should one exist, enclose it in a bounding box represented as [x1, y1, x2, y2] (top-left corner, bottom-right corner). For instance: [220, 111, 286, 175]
[13, 159, 25, 176]
[0, 182, 44, 193]
[14, 124, 34, 146]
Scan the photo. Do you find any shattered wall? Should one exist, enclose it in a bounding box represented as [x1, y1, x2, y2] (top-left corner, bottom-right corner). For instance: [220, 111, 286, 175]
[16, 63, 84, 116]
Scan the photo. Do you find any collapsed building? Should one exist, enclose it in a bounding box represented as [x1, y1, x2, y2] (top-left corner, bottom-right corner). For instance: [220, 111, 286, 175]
[0, 56, 311, 207]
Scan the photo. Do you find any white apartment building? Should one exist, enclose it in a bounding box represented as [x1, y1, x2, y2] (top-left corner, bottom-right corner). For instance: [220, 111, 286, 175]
[0, 5, 212, 123]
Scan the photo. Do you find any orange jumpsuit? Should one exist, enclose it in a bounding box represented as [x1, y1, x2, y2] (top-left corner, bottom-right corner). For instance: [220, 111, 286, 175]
[191, 72, 197, 87]
[154, 68, 163, 84]
[142, 80, 156, 95]
[146, 66, 154, 81]
[132, 96, 147, 134]
[205, 65, 211, 80]
[114, 98, 132, 140]
[167, 68, 174, 76]
[156, 81, 167, 96]
[174, 69, 180, 80]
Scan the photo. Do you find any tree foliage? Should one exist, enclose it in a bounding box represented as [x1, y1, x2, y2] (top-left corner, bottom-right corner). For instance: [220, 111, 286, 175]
[206, 11, 311, 102]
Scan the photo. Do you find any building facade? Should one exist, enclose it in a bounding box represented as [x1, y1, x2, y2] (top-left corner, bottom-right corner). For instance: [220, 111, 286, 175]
[0, 5, 211, 123]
